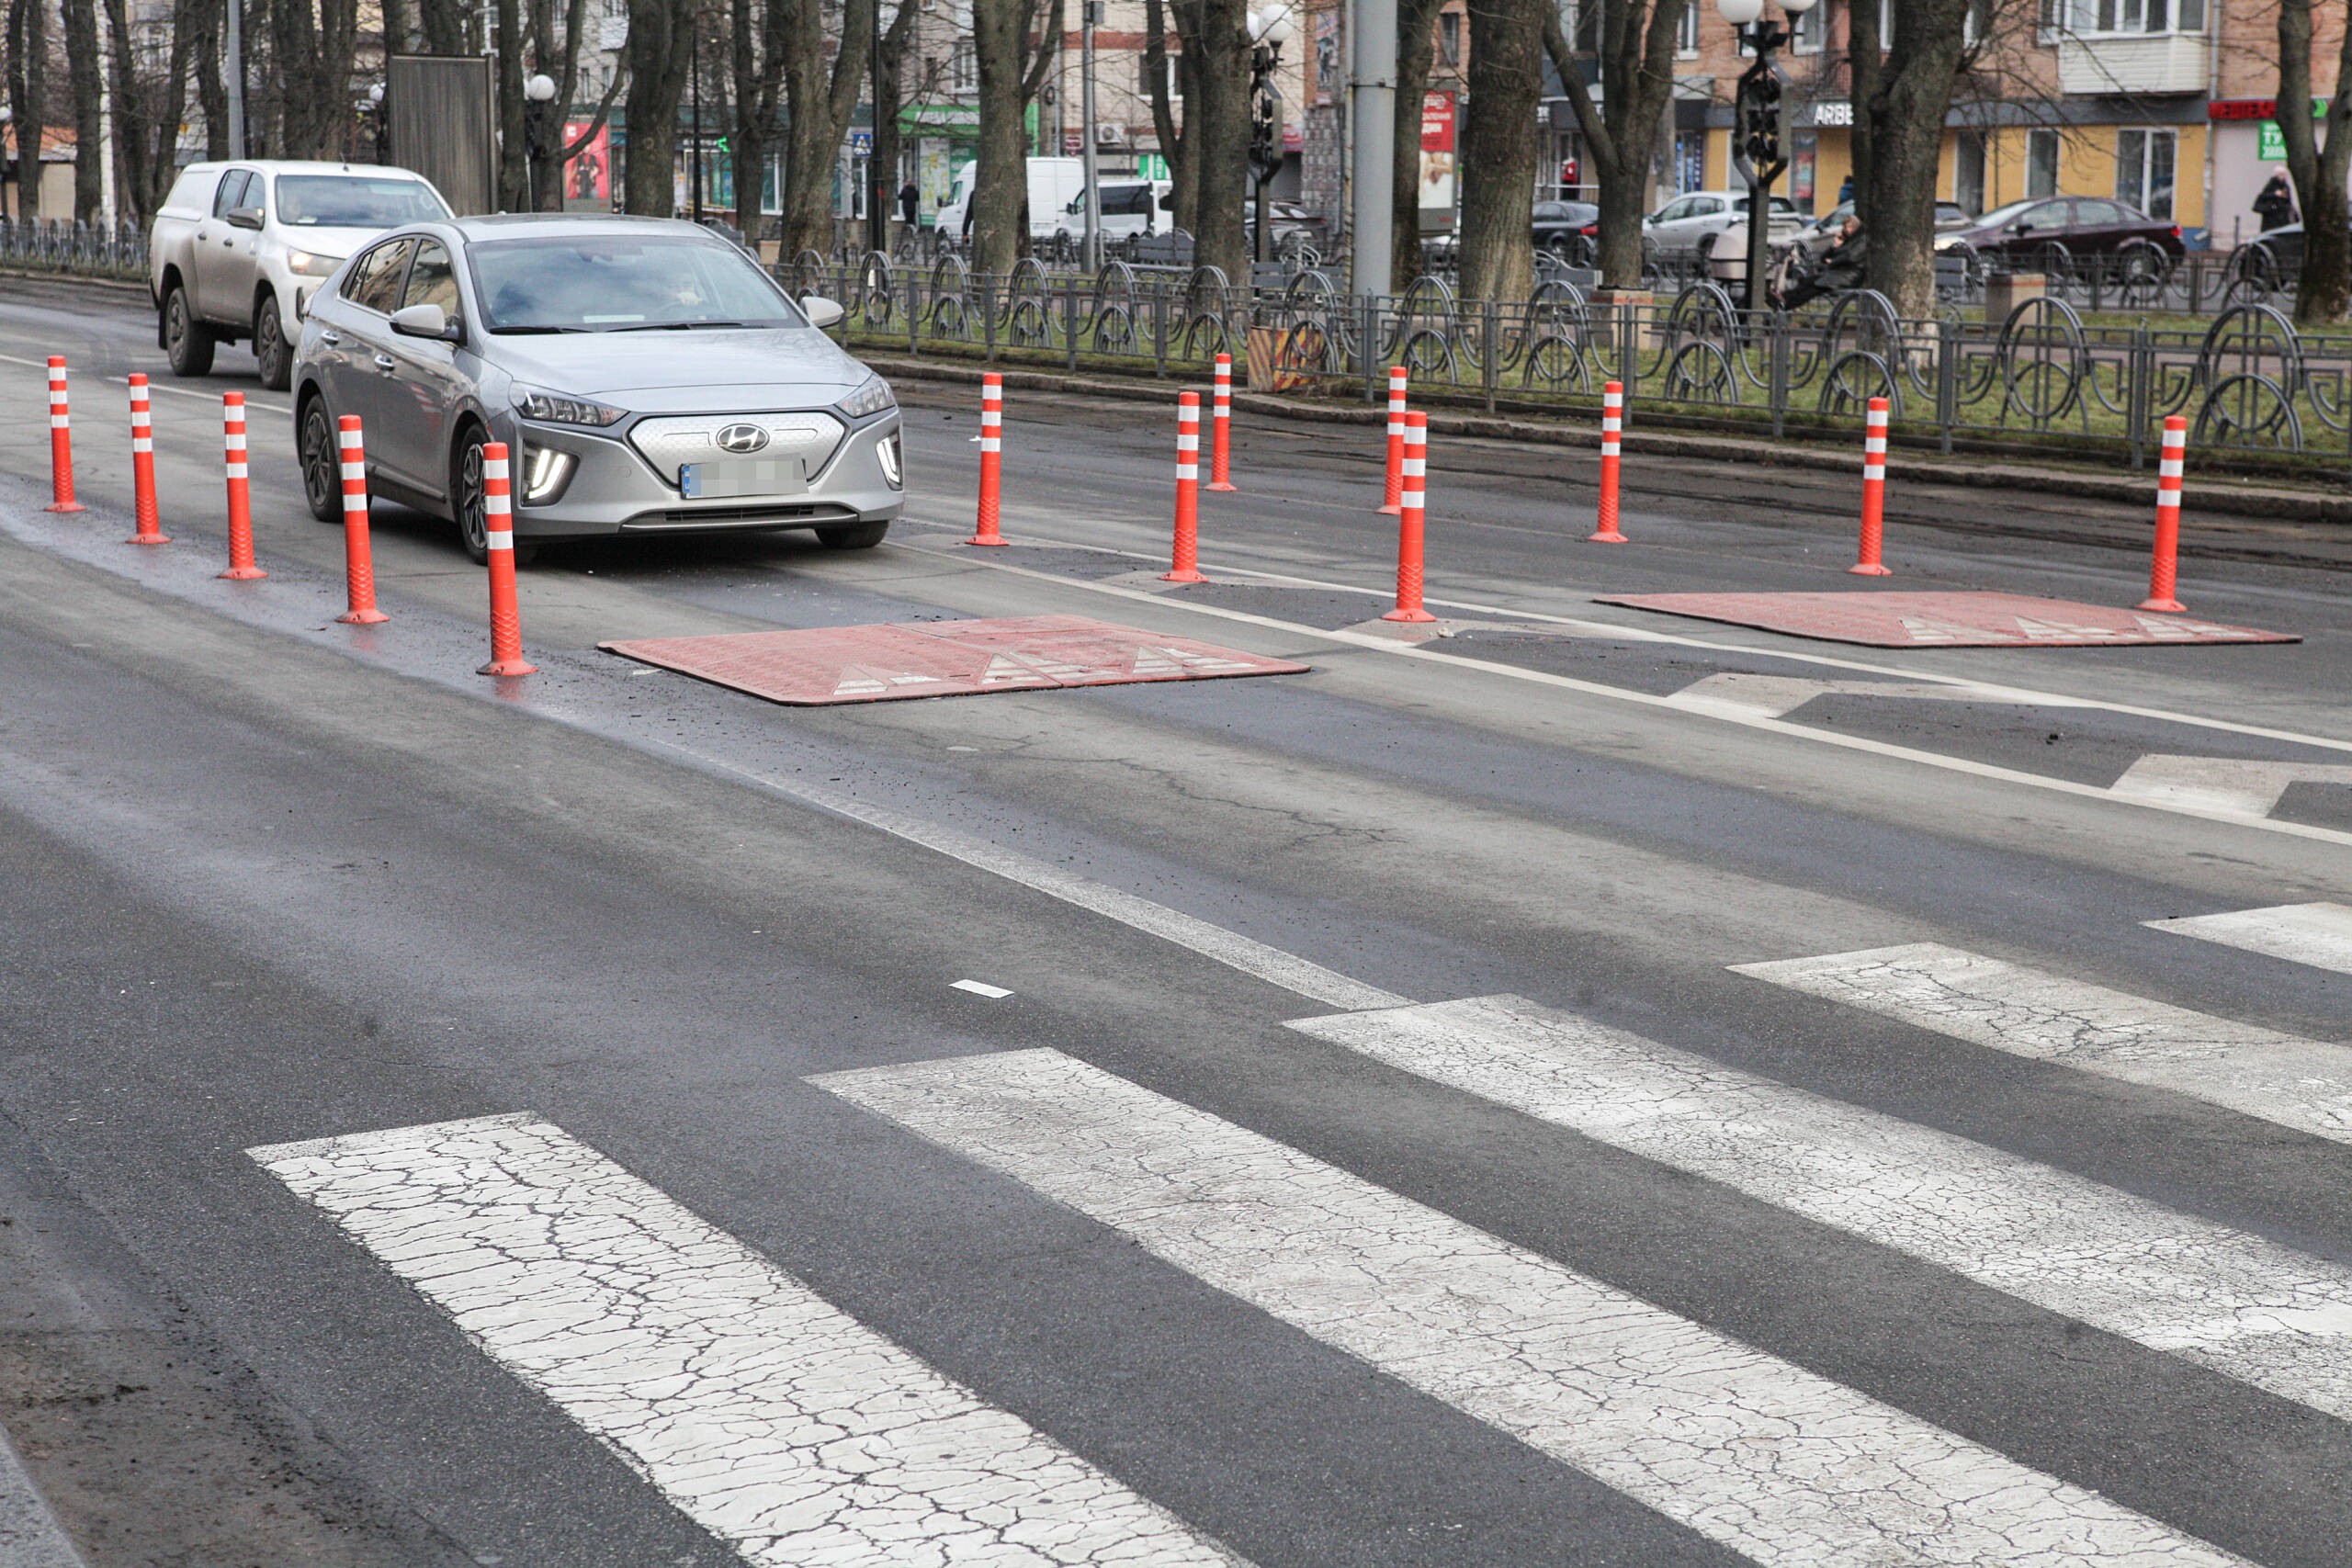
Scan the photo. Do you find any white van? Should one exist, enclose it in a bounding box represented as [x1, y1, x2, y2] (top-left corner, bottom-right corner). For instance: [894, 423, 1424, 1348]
[935, 157, 1086, 242]
[1057, 179, 1174, 243]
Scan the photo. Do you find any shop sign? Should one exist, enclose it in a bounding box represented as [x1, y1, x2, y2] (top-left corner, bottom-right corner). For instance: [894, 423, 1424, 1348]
[1421, 90, 1455, 153]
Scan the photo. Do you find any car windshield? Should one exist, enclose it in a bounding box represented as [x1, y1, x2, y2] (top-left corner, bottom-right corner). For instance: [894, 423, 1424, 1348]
[1974, 198, 2046, 229]
[274, 176, 450, 227]
[469, 235, 808, 332]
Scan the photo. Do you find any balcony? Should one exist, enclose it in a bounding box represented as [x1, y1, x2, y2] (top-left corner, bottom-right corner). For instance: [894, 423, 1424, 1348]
[2057, 33, 2211, 96]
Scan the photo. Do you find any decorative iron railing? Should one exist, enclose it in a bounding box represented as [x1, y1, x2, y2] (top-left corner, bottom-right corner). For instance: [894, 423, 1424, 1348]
[0, 218, 146, 281]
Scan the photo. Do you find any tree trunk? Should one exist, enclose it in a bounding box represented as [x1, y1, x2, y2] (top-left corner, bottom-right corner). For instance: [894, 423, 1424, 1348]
[266, 0, 354, 159]
[621, 0, 691, 215]
[2278, 0, 2352, 324]
[1185, 0, 1248, 281]
[1457, 0, 1541, 302]
[417, 0, 463, 54]
[62, 0, 100, 220]
[494, 0, 527, 209]
[1850, 0, 1970, 318]
[7, 0, 47, 218]
[1390, 0, 1441, 291]
[102, 0, 199, 221]
[726, 0, 782, 237]
[777, 0, 873, 257]
[872, 0, 916, 244]
[1546, 0, 1688, 289]
[971, 0, 1029, 272]
[192, 0, 227, 161]
[1143, 0, 1193, 235]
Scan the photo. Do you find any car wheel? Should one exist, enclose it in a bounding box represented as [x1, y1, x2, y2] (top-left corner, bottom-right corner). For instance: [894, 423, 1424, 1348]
[452, 424, 491, 565]
[299, 395, 343, 523]
[163, 284, 215, 378]
[814, 519, 890, 550]
[253, 295, 292, 391]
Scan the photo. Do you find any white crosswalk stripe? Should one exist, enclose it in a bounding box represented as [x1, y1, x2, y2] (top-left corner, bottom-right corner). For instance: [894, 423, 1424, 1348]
[1284, 993, 2352, 1420]
[2146, 902, 2352, 976]
[812, 1048, 2250, 1568]
[1732, 942, 2352, 1145]
[249, 1114, 1249, 1568]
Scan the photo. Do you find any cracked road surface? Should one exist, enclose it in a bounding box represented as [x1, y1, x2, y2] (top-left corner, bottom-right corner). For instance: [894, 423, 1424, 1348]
[2, 280, 2352, 1567]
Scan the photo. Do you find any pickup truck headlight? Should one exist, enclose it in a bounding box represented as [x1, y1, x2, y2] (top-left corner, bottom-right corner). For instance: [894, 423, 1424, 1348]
[835, 376, 896, 420]
[287, 250, 343, 276]
[512, 384, 628, 427]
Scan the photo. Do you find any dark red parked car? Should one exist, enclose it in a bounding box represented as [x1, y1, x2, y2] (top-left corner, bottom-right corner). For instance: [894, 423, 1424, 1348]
[1937, 196, 2184, 282]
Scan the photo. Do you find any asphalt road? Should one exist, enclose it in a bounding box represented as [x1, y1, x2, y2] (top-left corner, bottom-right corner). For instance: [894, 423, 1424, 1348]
[2, 276, 2351, 1568]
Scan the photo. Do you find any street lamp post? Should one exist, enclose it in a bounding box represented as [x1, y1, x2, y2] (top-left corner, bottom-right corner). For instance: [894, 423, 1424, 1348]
[1714, 0, 1814, 314]
[1248, 9, 1292, 267]
[525, 73, 558, 212]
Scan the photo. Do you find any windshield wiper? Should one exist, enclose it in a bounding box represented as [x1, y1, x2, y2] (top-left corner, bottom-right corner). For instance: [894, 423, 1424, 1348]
[608, 320, 759, 332]
[490, 324, 590, 334]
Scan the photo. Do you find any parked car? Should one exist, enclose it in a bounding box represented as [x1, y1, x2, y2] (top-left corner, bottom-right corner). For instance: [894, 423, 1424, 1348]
[1934, 196, 2183, 278]
[1057, 179, 1174, 243]
[150, 160, 452, 389]
[2229, 220, 2352, 291]
[291, 215, 903, 563]
[1643, 190, 1803, 254]
[1533, 199, 1600, 265]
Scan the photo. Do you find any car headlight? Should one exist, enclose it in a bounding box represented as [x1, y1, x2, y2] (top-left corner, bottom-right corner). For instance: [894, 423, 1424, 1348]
[876, 431, 903, 489]
[287, 250, 343, 276]
[835, 376, 896, 420]
[512, 384, 628, 427]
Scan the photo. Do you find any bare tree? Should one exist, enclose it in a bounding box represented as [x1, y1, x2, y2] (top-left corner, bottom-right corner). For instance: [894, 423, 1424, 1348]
[777, 0, 874, 255]
[62, 0, 99, 220]
[537, 0, 627, 211]
[495, 0, 529, 207]
[1142, 0, 1196, 233]
[192, 0, 228, 159]
[1390, 0, 1443, 290]
[622, 0, 694, 214]
[102, 0, 203, 221]
[724, 0, 787, 235]
[1545, 0, 1690, 289]
[1848, 0, 1973, 316]
[1181, 0, 1248, 280]
[2278, 0, 2352, 323]
[266, 0, 357, 158]
[418, 0, 464, 54]
[6, 0, 47, 218]
[971, 0, 1062, 273]
[870, 0, 918, 241]
[1457, 0, 1543, 301]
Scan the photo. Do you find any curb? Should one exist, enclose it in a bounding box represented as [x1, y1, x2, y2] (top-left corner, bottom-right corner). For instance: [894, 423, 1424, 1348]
[0, 266, 149, 297]
[864, 355, 2352, 526]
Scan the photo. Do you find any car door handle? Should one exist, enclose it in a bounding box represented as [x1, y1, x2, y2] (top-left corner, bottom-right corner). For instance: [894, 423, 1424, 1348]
[318, 330, 341, 344]
[373, 354, 398, 371]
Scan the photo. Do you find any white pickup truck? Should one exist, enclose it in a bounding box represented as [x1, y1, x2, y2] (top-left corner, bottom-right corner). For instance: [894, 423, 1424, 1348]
[149, 161, 451, 389]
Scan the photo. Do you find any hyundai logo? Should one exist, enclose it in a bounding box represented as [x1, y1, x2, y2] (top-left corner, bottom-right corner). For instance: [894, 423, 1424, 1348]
[715, 423, 771, 455]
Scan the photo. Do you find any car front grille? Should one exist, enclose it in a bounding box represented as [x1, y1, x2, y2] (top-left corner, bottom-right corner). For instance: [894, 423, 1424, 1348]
[619, 502, 857, 531]
[626, 412, 847, 484]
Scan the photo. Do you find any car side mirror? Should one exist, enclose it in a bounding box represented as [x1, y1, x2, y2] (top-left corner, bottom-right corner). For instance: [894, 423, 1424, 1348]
[226, 206, 265, 231]
[801, 296, 846, 329]
[390, 302, 461, 343]
[2012, 222, 2032, 235]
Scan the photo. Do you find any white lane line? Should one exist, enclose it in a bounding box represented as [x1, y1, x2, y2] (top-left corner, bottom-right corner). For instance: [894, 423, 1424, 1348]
[1731, 943, 2352, 1144]
[812, 1048, 2249, 1568]
[667, 744, 1408, 1013]
[1285, 993, 2352, 1416]
[1662, 671, 2073, 722]
[954, 978, 1014, 998]
[0, 351, 292, 414]
[2111, 757, 2352, 817]
[2146, 902, 2352, 976]
[896, 542, 2352, 852]
[0, 1427, 88, 1568]
[250, 1113, 1249, 1568]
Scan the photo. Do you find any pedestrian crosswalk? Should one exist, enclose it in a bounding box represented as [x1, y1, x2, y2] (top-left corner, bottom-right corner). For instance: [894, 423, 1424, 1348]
[2146, 901, 2352, 977]
[1730, 942, 2352, 1145]
[247, 919, 2352, 1568]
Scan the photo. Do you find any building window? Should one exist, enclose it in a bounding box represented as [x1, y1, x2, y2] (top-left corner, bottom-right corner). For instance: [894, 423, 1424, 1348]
[2081, 0, 2202, 31]
[1792, 3, 1826, 51]
[1439, 9, 1461, 67]
[1137, 52, 1179, 103]
[951, 39, 976, 93]
[2116, 127, 2175, 219]
[1954, 130, 1985, 213]
[2027, 127, 2059, 198]
[1677, 3, 1699, 55]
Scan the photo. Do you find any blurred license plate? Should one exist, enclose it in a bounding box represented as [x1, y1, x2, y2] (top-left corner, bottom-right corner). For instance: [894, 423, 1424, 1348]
[680, 457, 804, 499]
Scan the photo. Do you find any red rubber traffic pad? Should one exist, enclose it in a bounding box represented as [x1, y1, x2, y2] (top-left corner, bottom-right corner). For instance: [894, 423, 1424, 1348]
[600, 614, 1310, 704]
[1594, 592, 2297, 649]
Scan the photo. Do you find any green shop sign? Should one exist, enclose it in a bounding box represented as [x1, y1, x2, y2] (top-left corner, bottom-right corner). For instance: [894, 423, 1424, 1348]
[2256, 101, 2331, 161]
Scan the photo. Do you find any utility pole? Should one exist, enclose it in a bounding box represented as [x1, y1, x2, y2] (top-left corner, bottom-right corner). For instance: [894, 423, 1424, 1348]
[1347, 0, 1394, 301]
[1080, 0, 1101, 271]
[226, 0, 245, 158]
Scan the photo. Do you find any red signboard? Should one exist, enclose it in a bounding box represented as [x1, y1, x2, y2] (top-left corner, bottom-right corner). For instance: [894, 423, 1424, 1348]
[1421, 91, 1455, 153]
[2210, 99, 2278, 120]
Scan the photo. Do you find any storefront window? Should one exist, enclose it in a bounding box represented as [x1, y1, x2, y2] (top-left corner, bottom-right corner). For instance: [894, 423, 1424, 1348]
[2116, 127, 2175, 219]
[2027, 128, 2059, 199]
[1954, 131, 1985, 214]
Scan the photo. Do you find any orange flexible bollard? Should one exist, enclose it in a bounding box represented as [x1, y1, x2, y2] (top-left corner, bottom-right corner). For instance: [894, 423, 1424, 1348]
[220, 392, 266, 580]
[125, 375, 170, 544]
[478, 442, 537, 675]
[335, 415, 389, 625]
[1163, 392, 1207, 583]
[2138, 415, 2188, 613]
[1384, 412, 1437, 624]
[966, 372, 1007, 545]
[1849, 396, 1893, 576]
[46, 357, 85, 513]
[1380, 366, 1408, 515]
[1588, 381, 1626, 543]
[1208, 352, 1237, 491]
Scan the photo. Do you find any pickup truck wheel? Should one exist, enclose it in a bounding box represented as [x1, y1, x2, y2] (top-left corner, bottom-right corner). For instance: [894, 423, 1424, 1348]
[298, 397, 342, 523]
[163, 285, 215, 378]
[814, 519, 890, 550]
[253, 296, 293, 391]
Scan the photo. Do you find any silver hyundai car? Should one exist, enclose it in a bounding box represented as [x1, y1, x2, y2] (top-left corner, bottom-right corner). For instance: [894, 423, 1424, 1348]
[291, 214, 902, 561]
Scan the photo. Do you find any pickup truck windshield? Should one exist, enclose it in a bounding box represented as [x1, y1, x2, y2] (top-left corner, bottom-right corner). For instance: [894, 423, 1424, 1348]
[276, 176, 450, 227]
[471, 236, 808, 332]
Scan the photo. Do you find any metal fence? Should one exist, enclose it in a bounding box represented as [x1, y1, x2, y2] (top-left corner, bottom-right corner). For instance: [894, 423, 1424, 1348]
[790, 252, 2352, 482]
[0, 218, 146, 281]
